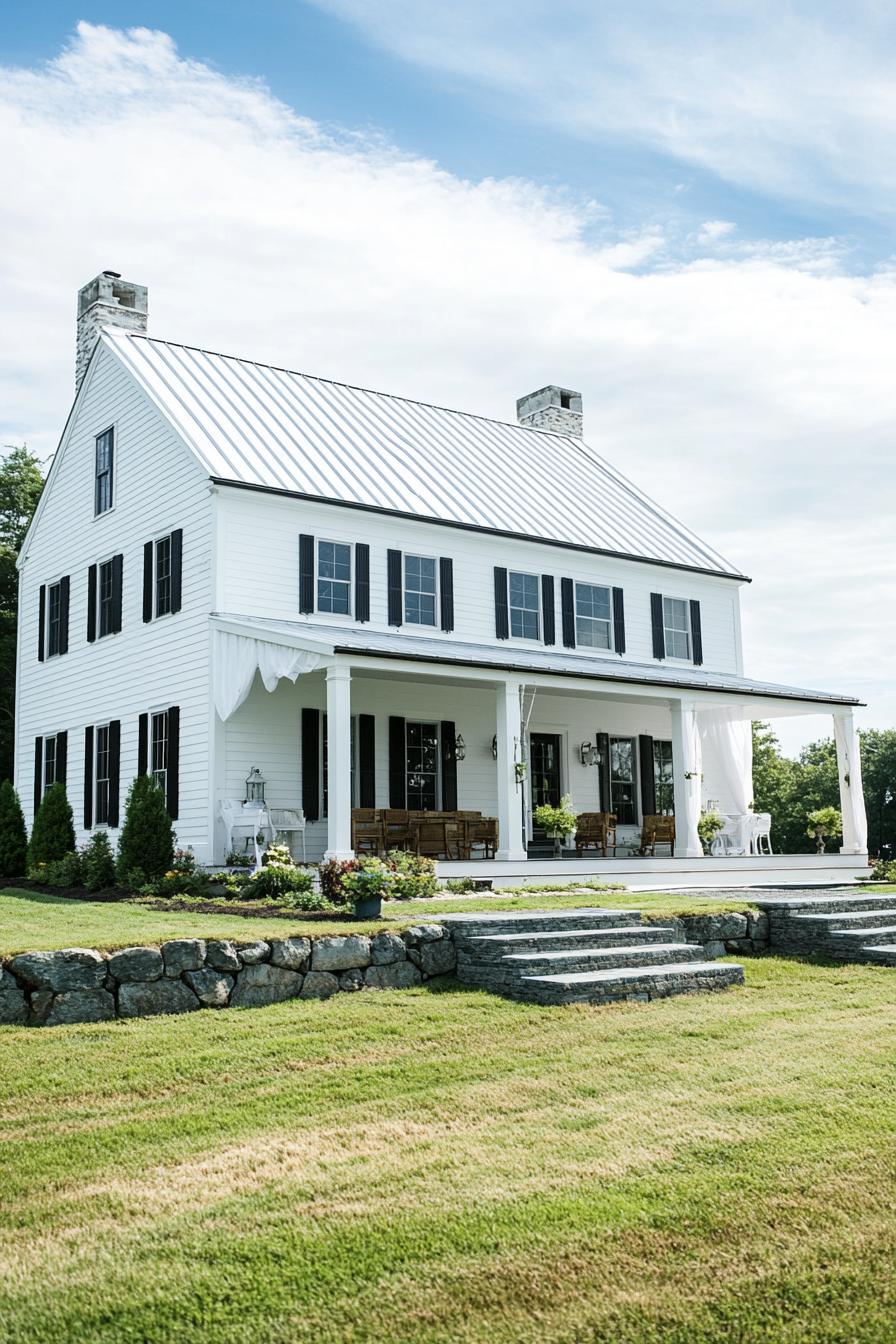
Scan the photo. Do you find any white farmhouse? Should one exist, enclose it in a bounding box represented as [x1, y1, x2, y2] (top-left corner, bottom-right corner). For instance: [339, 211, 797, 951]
[15, 272, 868, 887]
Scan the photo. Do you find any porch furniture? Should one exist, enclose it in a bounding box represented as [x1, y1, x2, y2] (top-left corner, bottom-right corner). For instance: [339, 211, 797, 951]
[269, 807, 307, 861]
[412, 817, 460, 860]
[466, 816, 498, 860]
[351, 808, 385, 857]
[641, 814, 675, 856]
[219, 800, 274, 867]
[574, 812, 617, 857]
[712, 813, 751, 856]
[752, 812, 773, 855]
[383, 809, 411, 851]
[456, 810, 483, 859]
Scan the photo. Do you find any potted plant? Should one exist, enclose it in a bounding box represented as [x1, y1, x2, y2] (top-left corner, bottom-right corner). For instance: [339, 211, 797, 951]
[697, 809, 725, 855]
[807, 806, 842, 854]
[532, 793, 577, 858]
[342, 857, 394, 918]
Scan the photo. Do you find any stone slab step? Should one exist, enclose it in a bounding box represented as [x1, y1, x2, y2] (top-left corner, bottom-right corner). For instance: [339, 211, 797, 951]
[791, 909, 896, 930]
[757, 891, 896, 914]
[828, 924, 896, 946]
[860, 945, 896, 965]
[458, 925, 677, 958]
[511, 961, 744, 1006]
[442, 908, 642, 942]
[500, 942, 706, 975]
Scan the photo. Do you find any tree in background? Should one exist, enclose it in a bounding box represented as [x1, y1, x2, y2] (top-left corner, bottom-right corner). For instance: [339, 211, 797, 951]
[751, 722, 896, 856]
[0, 446, 44, 781]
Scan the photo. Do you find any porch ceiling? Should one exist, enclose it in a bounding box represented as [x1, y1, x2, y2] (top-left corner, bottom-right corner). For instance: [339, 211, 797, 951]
[211, 613, 862, 716]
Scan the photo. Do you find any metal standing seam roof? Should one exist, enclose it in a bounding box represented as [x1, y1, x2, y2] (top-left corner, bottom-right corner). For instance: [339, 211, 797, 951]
[212, 615, 861, 708]
[104, 329, 746, 579]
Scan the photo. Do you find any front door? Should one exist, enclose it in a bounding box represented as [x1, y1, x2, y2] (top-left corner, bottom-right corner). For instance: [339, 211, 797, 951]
[530, 733, 562, 841]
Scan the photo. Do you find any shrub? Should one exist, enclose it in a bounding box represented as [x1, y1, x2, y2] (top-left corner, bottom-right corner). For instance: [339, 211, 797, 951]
[386, 849, 438, 899]
[81, 831, 117, 891]
[27, 782, 76, 867]
[40, 850, 83, 888]
[867, 858, 896, 882]
[116, 775, 174, 884]
[318, 857, 359, 904]
[171, 847, 197, 874]
[246, 847, 315, 901]
[446, 876, 476, 895]
[697, 809, 725, 849]
[145, 869, 209, 900]
[0, 781, 28, 878]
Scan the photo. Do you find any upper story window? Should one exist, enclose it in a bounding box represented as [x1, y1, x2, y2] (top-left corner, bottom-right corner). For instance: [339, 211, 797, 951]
[663, 596, 691, 660]
[317, 540, 352, 615]
[404, 554, 437, 626]
[143, 529, 182, 623]
[47, 581, 63, 657]
[575, 582, 612, 650]
[155, 535, 172, 617]
[38, 577, 70, 662]
[95, 428, 114, 515]
[509, 571, 540, 640]
[98, 558, 116, 637]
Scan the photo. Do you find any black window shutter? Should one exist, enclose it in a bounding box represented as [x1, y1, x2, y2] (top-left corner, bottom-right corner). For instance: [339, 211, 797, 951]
[58, 576, 70, 656]
[143, 541, 154, 622]
[137, 712, 149, 775]
[299, 534, 315, 614]
[358, 713, 376, 807]
[597, 731, 611, 812]
[87, 565, 97, 643]
[111, 554, 123, 634]
[439, 557, 454, 632]
[170, 529, 183, 614]
[440, 720, 458, 811]
[690, 599, 703, 666]
[301, 707, 320, 821]
[56, 730, 68, 792]
[33, 737, 43, 813]
[494, 567, 509, 640]
[650, 593, 665, 659]
[639, 735, 656, 816]
[83, 726, 94, 829]
[541, 575, 556, 645]
[388, 716, 406, 808]
[387, 550, 403, 626]
[560, 578, 576, 648]
[166, 706, 180, 820]
[355, 543, 370, 623]
[38, 585, 46, 661]
[108, 720, 121, 827]
[612, 587, 625, 655]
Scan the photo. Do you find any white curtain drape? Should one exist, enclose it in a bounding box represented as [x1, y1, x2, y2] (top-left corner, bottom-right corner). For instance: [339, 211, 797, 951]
[833, 712, 868, 854]
[213, 629, 323, 720]
[698, 708, 753, 815]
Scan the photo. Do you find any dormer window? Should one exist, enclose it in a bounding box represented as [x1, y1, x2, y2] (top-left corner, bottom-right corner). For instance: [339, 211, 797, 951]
[317, 541, 352, 615]
[95, 428, 114, 515]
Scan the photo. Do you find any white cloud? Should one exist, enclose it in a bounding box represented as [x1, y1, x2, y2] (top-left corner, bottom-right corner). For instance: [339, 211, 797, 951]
[1, 23, 894, 747]
[696, 220, 735, 245]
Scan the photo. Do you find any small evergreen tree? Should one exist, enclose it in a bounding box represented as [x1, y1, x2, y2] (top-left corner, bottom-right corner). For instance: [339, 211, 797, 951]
[116, 775, 174, 884]
[27, 781, 75, 867]
[0, 780, 27, 877]
[82, 830, 117, 891]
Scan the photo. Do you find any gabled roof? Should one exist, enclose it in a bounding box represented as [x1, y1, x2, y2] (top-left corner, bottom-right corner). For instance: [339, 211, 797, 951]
[104, 329, 746, 580]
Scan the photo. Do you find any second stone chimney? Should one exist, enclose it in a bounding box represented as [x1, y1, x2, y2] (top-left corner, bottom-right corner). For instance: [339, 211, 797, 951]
[516, 385, 583, 438]
[76, 271, 148, 392]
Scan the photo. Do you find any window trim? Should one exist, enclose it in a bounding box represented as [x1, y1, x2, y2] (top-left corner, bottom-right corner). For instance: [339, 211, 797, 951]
[508, 569, 541, 642]
[573, 579, 614, 652]
[315, 538, 353, 619]
[94, 425, 115, 517]
[661, 595, 692, 662]
[94, 721, 112, 827]
[403, 551, 440, 629]
[41, 732, 60, 798]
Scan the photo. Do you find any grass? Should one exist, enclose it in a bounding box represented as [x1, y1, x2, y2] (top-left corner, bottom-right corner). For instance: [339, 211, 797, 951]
[1, 956, 895, 1342]
[0, 886, 759, 955]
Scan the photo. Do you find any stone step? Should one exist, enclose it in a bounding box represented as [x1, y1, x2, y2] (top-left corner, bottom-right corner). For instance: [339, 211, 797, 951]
[500, 942, 706, 976]
[458, 924, 677, 959]
[511, 961, 744, 1006]
[860, 945, 896, 965]
[828, 924, 896, 947]
[791, 908, 896, 930]
[441, 908, 643, 944]
[757, 891, 896, 915]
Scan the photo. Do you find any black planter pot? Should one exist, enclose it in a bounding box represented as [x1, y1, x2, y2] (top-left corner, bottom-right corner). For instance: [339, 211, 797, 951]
[353, 895, 383, 919]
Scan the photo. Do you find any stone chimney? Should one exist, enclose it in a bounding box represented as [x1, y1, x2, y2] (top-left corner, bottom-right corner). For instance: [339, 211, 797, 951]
[76, 271, 148, 392]
[516, 385, 583, 438]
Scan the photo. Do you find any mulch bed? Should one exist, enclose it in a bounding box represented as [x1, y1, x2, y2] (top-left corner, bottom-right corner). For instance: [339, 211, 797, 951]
[1, 878, 133, 902]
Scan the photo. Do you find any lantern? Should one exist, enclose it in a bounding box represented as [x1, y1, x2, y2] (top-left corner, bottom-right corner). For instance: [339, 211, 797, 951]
[245, 766, 266, 804]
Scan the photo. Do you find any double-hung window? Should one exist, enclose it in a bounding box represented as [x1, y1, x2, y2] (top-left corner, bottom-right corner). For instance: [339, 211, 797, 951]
[154, 534, 172, 617]
[663, 597, 691, 660]
[98, 558, 115, 637]
[575, 582, 612, 650]
[43, 734, 59, 795]
[406, 722, 439, 810]
[509, 572, 540, 640]
[95, 724, 111, 825]
[404, 555, 437, 626]
[151, 710, 169, 797]
[317, 541, 352, 615]
[609, 737, 637, 826]
[47, 581, 63, 657]
[95, 428, 114, 515]
[653, 740, 674, 814]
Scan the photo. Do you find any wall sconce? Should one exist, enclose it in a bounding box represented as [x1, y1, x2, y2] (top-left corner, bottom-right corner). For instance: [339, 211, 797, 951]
[580, 741, 600, 768]
[491, 735, 498, 760]
[455, 733, 466, 762]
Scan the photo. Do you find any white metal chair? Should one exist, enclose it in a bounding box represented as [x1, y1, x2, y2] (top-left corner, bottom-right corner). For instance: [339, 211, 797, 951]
[751, 812, 773, 855]
[219, 800, 274, 868]
[269, 808, 307, 862]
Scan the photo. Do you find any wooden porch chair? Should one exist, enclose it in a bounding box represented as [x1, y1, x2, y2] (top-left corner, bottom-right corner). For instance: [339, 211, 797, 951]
[413, 818, 454, 859]
[351, 808, 384, 857]
[574, 812, 617, 857]
[456, 810, 482, 860]
[382, 809, 411, 851]
[466, 816, 498, 860]
[641, 815, 675, 856]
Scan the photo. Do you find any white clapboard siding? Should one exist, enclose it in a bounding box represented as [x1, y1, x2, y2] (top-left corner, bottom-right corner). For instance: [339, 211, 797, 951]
[16, 343, 215, 855]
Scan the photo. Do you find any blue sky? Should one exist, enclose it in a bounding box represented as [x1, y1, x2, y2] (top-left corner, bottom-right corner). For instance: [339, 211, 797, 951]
[1, 4, 895, 751]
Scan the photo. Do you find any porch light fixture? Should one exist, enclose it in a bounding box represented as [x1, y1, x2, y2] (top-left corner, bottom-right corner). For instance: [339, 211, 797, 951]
[455, 733, 466, 762]
[245, 766, 266, 804]
[491, 735, 498, 760]
[580, 741, 600, 768]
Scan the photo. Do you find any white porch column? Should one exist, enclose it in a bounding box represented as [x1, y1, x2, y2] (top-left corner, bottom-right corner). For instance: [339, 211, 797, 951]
[324, 663, 354, 860]
[671, 699, 703, 858]
[833, 708, 868, 854]
[496, 679, 527, 862]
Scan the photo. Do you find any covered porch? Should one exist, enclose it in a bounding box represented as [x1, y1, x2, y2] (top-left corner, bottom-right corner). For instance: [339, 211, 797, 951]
[210, 615, 868, 886]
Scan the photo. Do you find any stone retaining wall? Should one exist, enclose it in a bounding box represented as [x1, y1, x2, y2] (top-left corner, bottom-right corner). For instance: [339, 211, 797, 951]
[644, 910, 770, 957]
[0, 924, 456, 1028]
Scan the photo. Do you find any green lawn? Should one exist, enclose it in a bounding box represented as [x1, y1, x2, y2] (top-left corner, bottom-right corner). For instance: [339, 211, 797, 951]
[0, 887, 760, 956]
[2, 957, 895, 1342]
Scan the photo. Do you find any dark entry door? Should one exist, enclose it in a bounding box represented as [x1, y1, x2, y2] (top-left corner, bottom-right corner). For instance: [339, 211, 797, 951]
[530, 733, 562, 816]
